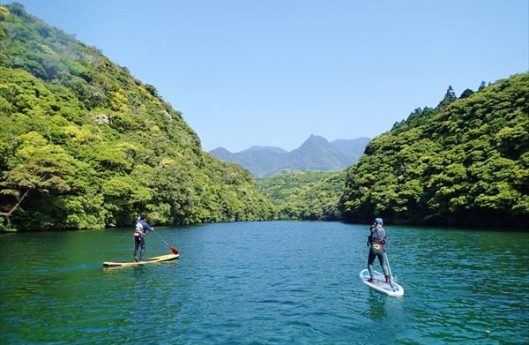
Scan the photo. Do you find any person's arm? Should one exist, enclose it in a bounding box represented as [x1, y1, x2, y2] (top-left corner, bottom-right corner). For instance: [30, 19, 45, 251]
[367, 225, 373, 246]
[144, 222, 154, 233]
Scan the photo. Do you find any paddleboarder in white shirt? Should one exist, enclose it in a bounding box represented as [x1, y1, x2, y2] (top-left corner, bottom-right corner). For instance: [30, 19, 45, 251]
[134, 213, 154, 262]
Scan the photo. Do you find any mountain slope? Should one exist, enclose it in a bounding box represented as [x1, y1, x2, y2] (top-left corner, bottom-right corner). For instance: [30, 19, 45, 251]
[340, 74, 529, 227]
[0, 4, 272, 231]
[210, 135, 369, 177]
[211, 146, 289, 178]
[286, 135, 348, 170]
[332, 137, 371, 162]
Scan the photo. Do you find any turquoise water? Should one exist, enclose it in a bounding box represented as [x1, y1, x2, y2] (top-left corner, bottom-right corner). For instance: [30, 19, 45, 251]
[1, 221, 528, 344]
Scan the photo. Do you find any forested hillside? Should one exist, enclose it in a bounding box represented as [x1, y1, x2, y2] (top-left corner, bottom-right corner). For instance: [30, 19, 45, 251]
[341, 74, 529, 227]
[0, 4, 273, 231]
[257, 171, 344, 220]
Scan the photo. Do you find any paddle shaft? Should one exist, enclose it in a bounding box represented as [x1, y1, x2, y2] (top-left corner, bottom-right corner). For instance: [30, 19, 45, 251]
[384, 251, 393, 280]
[151, 228, 179, 255]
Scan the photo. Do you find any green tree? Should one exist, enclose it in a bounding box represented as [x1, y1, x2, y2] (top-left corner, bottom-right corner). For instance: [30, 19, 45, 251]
[459, 88, 474, 99]
[438, 85, 457, 108]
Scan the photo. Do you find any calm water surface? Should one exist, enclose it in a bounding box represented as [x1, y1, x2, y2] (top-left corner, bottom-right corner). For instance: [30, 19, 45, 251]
[1, 221, 528, 344]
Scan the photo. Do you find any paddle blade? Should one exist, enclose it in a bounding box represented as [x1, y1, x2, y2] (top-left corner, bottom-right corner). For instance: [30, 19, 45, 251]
[170, 247, 179, 255]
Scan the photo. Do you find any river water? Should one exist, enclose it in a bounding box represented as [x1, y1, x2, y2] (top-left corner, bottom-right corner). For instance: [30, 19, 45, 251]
[1, 221, 528, 344]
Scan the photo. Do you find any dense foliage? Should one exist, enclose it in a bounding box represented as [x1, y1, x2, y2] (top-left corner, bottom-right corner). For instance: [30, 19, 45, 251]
[341, 74, 529, 227]
[256, 171, 344, 220]
[0, 4, 273, 231]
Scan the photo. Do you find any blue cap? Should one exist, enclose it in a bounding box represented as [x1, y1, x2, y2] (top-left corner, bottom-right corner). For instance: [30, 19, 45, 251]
[375, 218, 383, 225]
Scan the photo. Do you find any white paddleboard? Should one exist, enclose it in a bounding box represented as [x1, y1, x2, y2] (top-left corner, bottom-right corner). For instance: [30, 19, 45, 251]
[359, 268, 404, 297]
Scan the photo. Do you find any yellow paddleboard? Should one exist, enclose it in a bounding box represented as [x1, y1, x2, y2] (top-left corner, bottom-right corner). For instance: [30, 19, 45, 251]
[103, 253, 179, 268]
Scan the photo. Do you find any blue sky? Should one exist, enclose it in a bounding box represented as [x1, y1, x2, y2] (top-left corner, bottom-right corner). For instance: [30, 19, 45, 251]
[6, 0, 529, 152]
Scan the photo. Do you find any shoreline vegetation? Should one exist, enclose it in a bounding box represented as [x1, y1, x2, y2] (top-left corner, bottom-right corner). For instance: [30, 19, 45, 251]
[1, 4, 528, 232]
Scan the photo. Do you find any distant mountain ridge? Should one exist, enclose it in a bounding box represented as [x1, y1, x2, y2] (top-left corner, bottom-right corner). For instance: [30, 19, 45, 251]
[209, 135, 370, 177]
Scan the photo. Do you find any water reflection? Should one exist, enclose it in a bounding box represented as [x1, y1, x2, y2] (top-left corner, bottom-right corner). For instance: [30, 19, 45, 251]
[367, 291, 387, 321]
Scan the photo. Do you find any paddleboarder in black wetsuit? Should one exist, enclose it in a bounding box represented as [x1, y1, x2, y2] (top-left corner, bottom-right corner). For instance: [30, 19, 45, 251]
[134, 214, 154, 262]
[367, 218, 391, 284]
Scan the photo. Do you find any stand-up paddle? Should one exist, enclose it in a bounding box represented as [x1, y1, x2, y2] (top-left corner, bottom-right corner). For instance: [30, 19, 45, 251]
[384, 252, 394, 285]
[151, 228, 179, 255]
